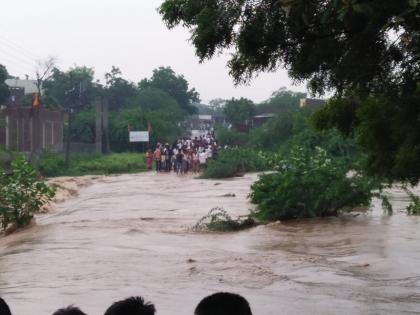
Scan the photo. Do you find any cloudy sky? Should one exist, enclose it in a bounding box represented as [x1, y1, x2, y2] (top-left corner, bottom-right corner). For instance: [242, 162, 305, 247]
[0, 0, 307, 103]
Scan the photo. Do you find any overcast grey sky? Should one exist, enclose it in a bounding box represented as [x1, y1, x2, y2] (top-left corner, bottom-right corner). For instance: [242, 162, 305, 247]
[0, 0, 307, 103]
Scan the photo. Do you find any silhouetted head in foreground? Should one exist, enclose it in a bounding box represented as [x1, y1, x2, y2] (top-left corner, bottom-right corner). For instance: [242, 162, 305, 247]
[52, 306, 87, 315]
[0, 298, 12, 315]
[104, 296, 155, 315]
[195, 292, 253, 315]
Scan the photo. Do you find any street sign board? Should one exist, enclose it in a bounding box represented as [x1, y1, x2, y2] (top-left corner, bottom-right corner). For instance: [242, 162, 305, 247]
[129, 131, 149, 142]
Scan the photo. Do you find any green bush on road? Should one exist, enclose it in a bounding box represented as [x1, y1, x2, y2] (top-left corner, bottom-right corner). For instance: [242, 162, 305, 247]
[201, 148, 269, 179]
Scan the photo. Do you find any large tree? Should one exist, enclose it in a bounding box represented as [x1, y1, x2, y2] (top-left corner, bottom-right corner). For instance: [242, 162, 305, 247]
[0, 65, 10, 105]
[35, 57, 56, 98]
[224, 98, 255, 126]
[160, 0, 420, 183]
[43, 66, 98, 109]
[257, 88, 306, 114]
[43, 66, 99, 167]
[104, 66, 138, 111]
[139, 67, 200, 114]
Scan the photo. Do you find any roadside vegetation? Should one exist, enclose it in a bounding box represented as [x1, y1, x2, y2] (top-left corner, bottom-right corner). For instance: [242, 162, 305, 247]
[159, 0, 420, 223]
[202, 90, 397, 223]
[34, 152, 147, 177]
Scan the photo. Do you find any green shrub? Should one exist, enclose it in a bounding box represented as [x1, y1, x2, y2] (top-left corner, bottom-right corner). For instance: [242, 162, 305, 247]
[193, 207, 256, 232]
[202, 148, 269, 179]
[0, 147, 13, 173]
[250, 146, 381, 221]
[0, 157, 55, 230]
[216, 127, 248, 146]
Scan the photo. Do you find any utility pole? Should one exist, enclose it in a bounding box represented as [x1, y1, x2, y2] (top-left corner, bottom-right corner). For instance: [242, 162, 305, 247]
[64, 74, 74, 170]
[64, 78, 83, 170]
[95, 96, 103, 154]
[64, 106, 72, 170]
[95, 95, 110, 155]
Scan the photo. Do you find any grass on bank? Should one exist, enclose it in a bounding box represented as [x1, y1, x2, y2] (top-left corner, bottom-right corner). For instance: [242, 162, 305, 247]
[34, 151, 147, 177]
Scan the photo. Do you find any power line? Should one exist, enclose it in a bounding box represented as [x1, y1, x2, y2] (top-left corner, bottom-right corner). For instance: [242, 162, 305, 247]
[0, 46, 36, 68]
[0, 54, 34, 76]
[0, 63, 32, 77]
[0, 35, 41, 61]
[0, 38, 38, 64]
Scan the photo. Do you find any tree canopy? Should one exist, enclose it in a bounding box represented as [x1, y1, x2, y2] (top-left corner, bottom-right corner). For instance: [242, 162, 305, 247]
[139, 66, 200, 114]
[160, 0, 420, 183]
[160, 1, 419, 90]
[257, 87, 306, 115]
[105, 66, 137, 111]
[0, 65, 10, 105]
[43, 66, 98, 110]
[224, 98, 255, 126]
[40, 64, 200, 151]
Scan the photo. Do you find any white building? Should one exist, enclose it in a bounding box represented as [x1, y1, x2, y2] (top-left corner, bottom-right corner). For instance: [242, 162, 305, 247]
[5, 79, 39, 94]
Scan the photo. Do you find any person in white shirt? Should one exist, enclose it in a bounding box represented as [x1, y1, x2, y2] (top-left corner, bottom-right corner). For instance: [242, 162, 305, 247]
[206, 146, 213, 159]
[199, 150, 208, 166]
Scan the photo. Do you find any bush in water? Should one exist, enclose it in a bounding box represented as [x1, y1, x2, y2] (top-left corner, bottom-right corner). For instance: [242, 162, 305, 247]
[201, 148, 269, 179]
[250, 146, 381, 221]
[0, 157, 55, 230]
[193, 207, 255, 232]
[404, 188, 420, 215]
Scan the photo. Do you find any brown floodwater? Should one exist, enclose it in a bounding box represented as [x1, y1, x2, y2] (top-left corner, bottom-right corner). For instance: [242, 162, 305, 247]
[1, 173, 420, 315]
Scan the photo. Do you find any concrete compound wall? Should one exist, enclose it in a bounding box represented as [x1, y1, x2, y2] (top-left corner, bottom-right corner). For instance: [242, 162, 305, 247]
[0, 105, 64, 154]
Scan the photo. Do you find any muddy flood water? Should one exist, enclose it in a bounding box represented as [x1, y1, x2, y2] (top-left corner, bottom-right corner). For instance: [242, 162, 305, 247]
[1, 173, 420, 315]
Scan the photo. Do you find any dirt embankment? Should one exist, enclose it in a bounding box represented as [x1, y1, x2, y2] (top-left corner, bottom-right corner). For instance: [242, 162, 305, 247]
[2, 176, 100, 236]
[0, 176, 102, 237]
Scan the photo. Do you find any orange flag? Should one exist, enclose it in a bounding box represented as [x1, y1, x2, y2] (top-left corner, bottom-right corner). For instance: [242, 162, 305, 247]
[147, 121, 152, 133]
[33, 93, 40, 108]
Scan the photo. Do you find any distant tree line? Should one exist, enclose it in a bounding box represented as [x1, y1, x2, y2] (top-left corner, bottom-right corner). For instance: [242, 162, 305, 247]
[38, 65, 200, 152]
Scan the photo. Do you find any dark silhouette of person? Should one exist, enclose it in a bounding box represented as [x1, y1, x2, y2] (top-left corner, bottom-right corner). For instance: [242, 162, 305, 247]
[195, 292, 253, 315]
[0, 297, 12, 315]
[52, 306, 87, 315]
[104, 296, 155, 315]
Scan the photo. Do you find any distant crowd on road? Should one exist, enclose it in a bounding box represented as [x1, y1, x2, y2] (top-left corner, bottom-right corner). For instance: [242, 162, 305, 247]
[0, 292, 253, 315]
[145, 132, 220, 174]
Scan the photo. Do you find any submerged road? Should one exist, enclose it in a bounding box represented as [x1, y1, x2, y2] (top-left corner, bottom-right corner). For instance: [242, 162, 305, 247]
[1, 173, 420, 314]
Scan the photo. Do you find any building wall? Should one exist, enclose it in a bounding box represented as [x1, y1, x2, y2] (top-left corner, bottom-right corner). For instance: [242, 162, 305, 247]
[5, 87, 25, 106]
[0, 106, 64, 154]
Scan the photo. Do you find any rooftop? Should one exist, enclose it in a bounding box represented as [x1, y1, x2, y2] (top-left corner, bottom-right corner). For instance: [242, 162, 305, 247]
[5, 79, 39, 94]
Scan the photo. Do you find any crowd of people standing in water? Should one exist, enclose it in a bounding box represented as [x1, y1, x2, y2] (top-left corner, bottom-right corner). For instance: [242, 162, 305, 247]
[0, 292, 253, 315]
[144, 132, 219, 174]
